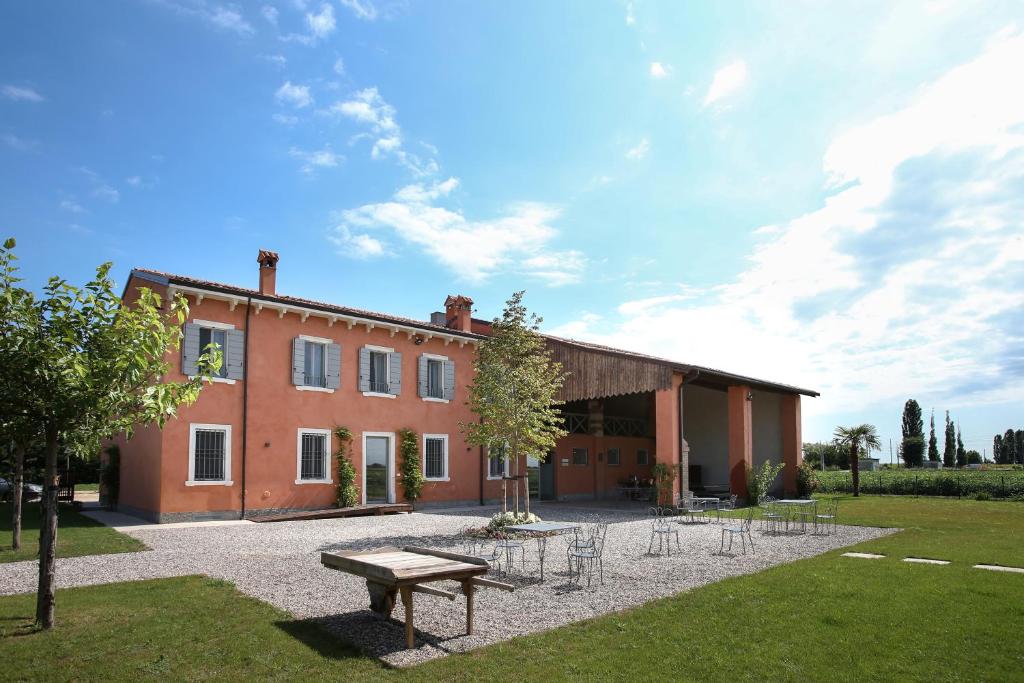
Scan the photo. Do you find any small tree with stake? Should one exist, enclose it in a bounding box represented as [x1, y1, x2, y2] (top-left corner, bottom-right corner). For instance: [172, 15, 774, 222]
[0, 239, 219, 629]
[461, 291, 567, 517]
[834, 424, 881, 497]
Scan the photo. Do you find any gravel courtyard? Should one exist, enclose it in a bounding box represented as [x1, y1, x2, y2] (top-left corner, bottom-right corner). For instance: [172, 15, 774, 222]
[0, 503, 895, 667]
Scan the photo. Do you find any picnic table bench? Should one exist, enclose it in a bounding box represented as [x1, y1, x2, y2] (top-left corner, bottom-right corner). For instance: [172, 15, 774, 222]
[321, 545, 513, 649]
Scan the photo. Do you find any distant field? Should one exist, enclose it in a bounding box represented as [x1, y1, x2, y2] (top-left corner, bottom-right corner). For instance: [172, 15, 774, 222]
[817, 468, 1024, 498]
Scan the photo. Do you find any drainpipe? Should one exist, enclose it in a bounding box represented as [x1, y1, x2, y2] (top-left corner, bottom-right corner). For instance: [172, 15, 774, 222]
[240, 296, 252, 519]
[478, 416, 485, 506]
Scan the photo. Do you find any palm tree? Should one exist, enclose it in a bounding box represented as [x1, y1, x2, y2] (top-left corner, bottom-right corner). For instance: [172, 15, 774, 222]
[834, 424, 882, 497]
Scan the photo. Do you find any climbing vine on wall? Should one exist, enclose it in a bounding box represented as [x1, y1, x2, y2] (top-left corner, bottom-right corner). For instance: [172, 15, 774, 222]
[334, 426, 359, 508]
[398, 428, 424, 508]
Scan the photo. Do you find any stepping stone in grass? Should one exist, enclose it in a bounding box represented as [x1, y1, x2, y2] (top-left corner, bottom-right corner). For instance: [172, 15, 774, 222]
[842, 552, 885, 559]
[903, 558, 950, 565]
[973, 564, 1024, 574]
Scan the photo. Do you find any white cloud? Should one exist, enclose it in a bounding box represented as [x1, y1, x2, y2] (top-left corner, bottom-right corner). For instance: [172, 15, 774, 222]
[552, 28, 1024, 429]
[275, 81, 313, 108]
[261, 4, 278, 25]
[208, 5, 252, 33]
[92, 184, 120, 203]
[625, 1, 635, 26]
[339, 0, 377, 20]
[649, 62, 670, 79]
[306, 3, 335, 38]
[333, 57, 345, 75]
[332, 178, 585, 284]
[154, 1, 253, 35]
[1, 133, 36, 151]
[330, 86, 437, 175]
[703, 60, 748, 107]
[60, 199, 85, 214]
[289, 145, 342, 173]
[262, 54, 287, 68]
[272, 113, 298, 125]
[625, 137, 650, 160]
[2, 85, 44, 102]
[125, 176, 142, 187]
[329, 225, 388, 258]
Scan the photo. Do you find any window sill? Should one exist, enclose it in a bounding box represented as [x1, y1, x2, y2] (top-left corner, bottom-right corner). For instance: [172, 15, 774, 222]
[424, 477, 450, 482]
[486, 475, 505, 481]
[362, 391, 396, 399]
[296, 385, 334, 393]
[294, 479, 333, 485]
[421, 396, 449, 404]
[185, 480, 234, 487]
[188, 376, 237, 385]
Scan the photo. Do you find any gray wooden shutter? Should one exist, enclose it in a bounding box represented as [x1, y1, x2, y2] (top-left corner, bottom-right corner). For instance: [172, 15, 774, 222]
[417, 355, 428, 398]
[388, 352, 402, 395]
[358, 346, 371, 392]
[181, 323, 200, 376]
[291, 337, 305, 386]
[326, 343, 341, 390]
[225, 329, 245, 380]
[443, 360, 455, 401]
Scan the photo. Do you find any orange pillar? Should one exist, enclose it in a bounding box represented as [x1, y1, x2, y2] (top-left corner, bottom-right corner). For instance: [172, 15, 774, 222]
[655, 374, 683, 504]
[781, 394, 802, 494]
[728, 385, 753, 498]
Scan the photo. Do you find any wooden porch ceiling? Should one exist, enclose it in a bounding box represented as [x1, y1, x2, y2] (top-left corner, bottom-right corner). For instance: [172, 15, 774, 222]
[548, 339, 673, 402]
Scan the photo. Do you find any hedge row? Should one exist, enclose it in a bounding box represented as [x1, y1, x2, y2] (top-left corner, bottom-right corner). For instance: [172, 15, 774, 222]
[816, 469, 1024, 499]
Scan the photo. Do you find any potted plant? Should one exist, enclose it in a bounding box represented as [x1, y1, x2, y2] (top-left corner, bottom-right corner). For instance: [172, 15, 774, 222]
[651, 461, 676, 506]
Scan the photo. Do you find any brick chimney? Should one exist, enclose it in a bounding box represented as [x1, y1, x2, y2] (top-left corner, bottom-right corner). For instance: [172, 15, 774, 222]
[257, 249, 279, 295]
[444, 294, 473, 333]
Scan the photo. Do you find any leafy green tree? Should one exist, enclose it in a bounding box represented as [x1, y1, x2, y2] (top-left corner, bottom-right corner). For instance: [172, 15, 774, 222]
[461, 291, 567, 516]
[993, 434, 1004, 464]
[0, 239, 219, 629]
[965, 449, 982, 465]
[900, 400, 925, 467]
[942, 412, 956, 468]
[927, 410, 940, 462]
[955, 425, 966, 468]
[833, 424, 881, 497]
[1003, 429, 1017, 465]
[397, 428, 424, 508]
[803, 441, 845, 469]
[1016, 430, 1024, 465]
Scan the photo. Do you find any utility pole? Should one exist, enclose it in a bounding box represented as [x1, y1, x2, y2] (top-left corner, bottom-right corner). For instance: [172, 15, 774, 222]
[889, 438, 893, 466]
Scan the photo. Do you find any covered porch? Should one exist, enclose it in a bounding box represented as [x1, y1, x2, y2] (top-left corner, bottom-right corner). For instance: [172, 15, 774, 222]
[540, 338, 816, 503]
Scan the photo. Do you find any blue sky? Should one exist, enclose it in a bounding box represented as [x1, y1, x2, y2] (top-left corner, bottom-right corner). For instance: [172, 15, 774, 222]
[2, 0, 1023, 456]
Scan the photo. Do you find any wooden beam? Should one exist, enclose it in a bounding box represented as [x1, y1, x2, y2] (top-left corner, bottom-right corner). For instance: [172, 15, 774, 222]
[400, 586, 414, 649]
[468, 576, 515, 592]
[402, 546, 488, 567]
[412, 584, 456, 601]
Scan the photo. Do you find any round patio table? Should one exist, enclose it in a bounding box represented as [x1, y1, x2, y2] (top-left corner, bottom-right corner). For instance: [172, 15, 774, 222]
[504, 521, 581, 583]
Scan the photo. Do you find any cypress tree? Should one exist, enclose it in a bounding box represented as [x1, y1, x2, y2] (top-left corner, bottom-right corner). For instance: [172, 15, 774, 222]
[927, 411, 939, 462]
[1016, 430, 1024, 465]
[942, 412, 956, 467]
[993, 434, 1003, 464]
[955, 424, 966, 468]
[1004, 429, 1017, 465]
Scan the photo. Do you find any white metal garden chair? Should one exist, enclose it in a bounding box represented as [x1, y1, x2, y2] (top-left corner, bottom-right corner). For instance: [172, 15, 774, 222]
[720, 506, 756, 555]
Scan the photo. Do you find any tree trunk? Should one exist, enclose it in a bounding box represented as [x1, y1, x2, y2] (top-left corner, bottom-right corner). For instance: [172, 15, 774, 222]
[512, 458, 519, 516]
[36, 424, 59, 630]
[850, 443, 860, 497]
[12, 443, 24, 551]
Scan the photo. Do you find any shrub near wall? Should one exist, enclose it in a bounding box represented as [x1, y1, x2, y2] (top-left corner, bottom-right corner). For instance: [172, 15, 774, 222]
[817, 469, 1024, 499]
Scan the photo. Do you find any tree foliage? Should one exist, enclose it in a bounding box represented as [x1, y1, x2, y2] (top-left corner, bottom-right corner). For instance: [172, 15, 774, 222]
[942, 412, 956, 468]
[397, 428, 424, 507]
[461, 291, 567, 515]
[333, 426, 358, 508]
[900, 399, 925, 467]
[803, 441, 847, 469]
[0, 238, 219, 629]
[833, 424, 881, 497]
[927, 410, 940, 462]
[955, 425, 966, 468]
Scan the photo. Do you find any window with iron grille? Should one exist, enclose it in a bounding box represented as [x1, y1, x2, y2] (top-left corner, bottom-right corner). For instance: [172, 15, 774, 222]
[303, 340, 326, 388]
[607, 447, 620, 466]
[426, 359, 443, 399]
[572, 447, 588, 466]
[368, 351, 389, 393]
[637, 448, 649, 465]
[298, 431, 329, 482]
[198, 327, 228, 378]
[424, 436, 447, 480]
[189, 425, 230, 483]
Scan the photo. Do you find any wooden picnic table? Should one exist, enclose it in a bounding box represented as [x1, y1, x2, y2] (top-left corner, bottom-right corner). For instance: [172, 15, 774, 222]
[321, 545, 513, 649]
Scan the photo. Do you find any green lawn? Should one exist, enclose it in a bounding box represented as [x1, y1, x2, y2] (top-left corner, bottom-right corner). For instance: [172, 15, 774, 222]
[0, 502, 146, 564]
[1, 497, 1022, 681]
[73, 483, 99, 493]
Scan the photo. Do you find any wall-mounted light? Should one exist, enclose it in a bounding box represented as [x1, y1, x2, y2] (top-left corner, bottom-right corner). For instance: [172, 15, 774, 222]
[746, 392, 753, 401]
[414, 336, 425, 345]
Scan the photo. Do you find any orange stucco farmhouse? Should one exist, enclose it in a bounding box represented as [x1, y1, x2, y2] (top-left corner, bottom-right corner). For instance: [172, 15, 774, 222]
[112, 250, 818, 523]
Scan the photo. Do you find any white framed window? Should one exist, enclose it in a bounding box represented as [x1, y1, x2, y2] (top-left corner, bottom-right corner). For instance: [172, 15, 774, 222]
[607, 447, 621, 466]
[423, 434, 448, 481]
[361, 344, 398, 398]
[637, 448, 649, 465]
[368, 350, 389, 393]
[487, 444, 509, 479]
[426, 358, 444, 399]
[187, 423, 232, 486]
[572, 447, 589, 466]
[296, 428, 332, 484]
[303, 340, 327, 389]
[191, 319, 236, 384]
